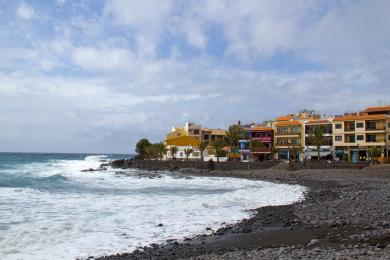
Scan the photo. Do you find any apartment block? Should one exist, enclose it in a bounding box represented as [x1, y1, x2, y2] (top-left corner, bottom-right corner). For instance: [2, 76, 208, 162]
[333, 114, 390, 162]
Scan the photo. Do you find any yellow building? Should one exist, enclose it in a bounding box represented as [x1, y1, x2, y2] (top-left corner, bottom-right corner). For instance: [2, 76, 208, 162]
[164, 135, 202, 160]
[333, 114, 390, 162]
[274, 120, 304, 160]
[273, 111, 320, 160]
[165, 127, 188, 140]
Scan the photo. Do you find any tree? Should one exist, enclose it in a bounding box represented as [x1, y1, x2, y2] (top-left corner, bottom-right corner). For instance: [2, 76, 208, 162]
[368, 146, 381, 165]
[154, 142, 168, 160]
[184, 148, 193, 160]
[197, 141, 208, 161]
[270, 146, 278, 160]
[169, 146, 178, 160]
[307, 125, 326, 162]
[249, 140, 263, 161]
[135, 138, 151, 159]
[288, 144, 303, 161]
[225, 125, 246, 161]
[144, 145, 156, 159]
[211, 139, 226, 162]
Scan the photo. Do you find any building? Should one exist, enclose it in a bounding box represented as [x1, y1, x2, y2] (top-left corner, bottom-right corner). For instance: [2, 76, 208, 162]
[164, 135, 202, 160]
[361, 105, 390, 115]
[273, 111, 320, 160]
[239, 126, 274, 161]
[304, 120, 333, 160]
[332, 114, 390, 162]
[274, 120, 303, 160]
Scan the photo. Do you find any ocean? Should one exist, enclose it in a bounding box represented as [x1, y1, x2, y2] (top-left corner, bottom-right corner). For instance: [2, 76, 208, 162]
[0, 153, 306, 259]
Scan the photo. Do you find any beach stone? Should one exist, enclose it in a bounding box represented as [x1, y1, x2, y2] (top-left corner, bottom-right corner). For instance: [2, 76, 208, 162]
[308, 239, 320, 247]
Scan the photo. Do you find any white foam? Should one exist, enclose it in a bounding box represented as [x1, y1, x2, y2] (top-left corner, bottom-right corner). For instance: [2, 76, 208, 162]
[0, 157, 306, 260]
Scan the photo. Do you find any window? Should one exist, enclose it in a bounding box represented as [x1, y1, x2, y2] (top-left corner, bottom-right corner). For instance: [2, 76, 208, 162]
[291, 126, 300, 133]
[348, 135, 355, 143]
[388, 122, 390, 128]
[335, 124, 342, 129]
[357, 135, 364, 141]
[179, 152, 184, 157]
[366, 134, 377, 142]
[335, 136, 342, 141]
[366, 121, 377, 130]
[356, 122, 364, 128]
[194, 130, 200, 135]
[388, 135, 390, 141]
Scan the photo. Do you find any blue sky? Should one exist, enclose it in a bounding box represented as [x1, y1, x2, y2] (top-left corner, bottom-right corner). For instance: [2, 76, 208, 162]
[1, 0, 390, 153]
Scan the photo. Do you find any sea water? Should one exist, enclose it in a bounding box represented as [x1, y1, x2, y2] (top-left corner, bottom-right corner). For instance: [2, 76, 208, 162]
[0, 153, 306, 260]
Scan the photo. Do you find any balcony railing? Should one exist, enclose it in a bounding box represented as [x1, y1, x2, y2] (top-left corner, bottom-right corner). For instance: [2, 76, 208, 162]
[252, 147, 271, 153]
[275, 132, 300, 136]
[366, 127, 386, 131]
[252, 136, 272, 142]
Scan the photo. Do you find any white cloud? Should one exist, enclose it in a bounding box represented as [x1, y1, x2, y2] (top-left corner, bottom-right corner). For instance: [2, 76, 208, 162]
[103, 0, 173, 28]
[16, 1, 35, 19]
[71, 47, 134, 71]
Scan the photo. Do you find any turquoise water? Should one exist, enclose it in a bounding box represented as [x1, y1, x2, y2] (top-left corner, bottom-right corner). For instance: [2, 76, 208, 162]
[0, 153, 305, 260]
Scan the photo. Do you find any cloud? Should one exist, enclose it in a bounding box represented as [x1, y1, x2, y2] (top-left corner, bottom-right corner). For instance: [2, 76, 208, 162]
[103, 0, 173, 28]
[71, 47, 134, 71]
[1, 0, 390, 153]
[16, 1, 35, 19]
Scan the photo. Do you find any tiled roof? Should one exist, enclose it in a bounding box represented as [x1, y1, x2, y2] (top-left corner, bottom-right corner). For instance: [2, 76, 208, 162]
[305, 120, 331, 125]
[275, 121, 301, 126]
[211, 129, 226, 135]
[276, 115, 294, 121]
[363, 106, 390, 112]
[333, 114, 390, 121]
[249, 126, 273, 131]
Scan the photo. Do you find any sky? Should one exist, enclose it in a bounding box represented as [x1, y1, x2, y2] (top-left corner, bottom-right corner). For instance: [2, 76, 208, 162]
[1, 0, 390, 153]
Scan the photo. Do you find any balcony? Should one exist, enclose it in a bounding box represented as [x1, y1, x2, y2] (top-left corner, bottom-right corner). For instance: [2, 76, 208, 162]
[275, 132, 300, 136]
[252, 136, 272, 142]
[252, 147, 271, 153]
[366, 126, 385, 131]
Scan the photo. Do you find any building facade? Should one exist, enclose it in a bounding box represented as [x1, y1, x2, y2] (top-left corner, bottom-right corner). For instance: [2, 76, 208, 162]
[304, 120, 333, 160]
[332, 114, 390, 162]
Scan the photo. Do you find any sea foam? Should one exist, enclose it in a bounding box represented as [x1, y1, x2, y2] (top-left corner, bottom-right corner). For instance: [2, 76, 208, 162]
[0, 155, 306, 260]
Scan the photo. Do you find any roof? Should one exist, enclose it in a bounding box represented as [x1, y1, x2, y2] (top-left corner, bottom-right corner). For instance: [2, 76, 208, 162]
[275, 121, 301, 126]
[211, 129, 226, 135]
[276, 115, 294, 121]
[363, 105, 390, 113]
[165, 135, 201, 146]
[249, 126, 273, 131]
[333, 114, 390, 121]
[165, 128, 189, 140]
[305, 120, 331, 125]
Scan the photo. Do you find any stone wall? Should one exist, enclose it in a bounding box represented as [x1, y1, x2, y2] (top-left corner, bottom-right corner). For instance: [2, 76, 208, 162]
[110, 159, 279, 171]
[289, 161, 369, 171]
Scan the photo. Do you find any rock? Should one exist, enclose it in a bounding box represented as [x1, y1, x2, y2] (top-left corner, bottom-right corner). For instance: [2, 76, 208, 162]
[157, 223, 163, 227]
[81, 168, 97, 172]
[308, 239, 320, 247]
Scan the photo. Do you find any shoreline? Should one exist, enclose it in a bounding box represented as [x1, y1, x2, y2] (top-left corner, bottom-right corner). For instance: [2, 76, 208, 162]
[96, 165, 390, 259]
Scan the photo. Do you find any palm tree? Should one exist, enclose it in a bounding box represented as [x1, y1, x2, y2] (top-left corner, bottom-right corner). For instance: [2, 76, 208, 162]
[225, 125, 246, 161]
[184, 148, 193, 160]
[307, 125, 326, 162]
[144, 145, 156, 159]
[155, 142, 168, 160]
[270, 146, 278, 160]
[288, 144, 303, 161]
[211, 139, 226, 162]
[169, 146, 178, 160]
[249, 139, 263, 161]
[368, 146, 381, 165]
[197, 141, 208, 162]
